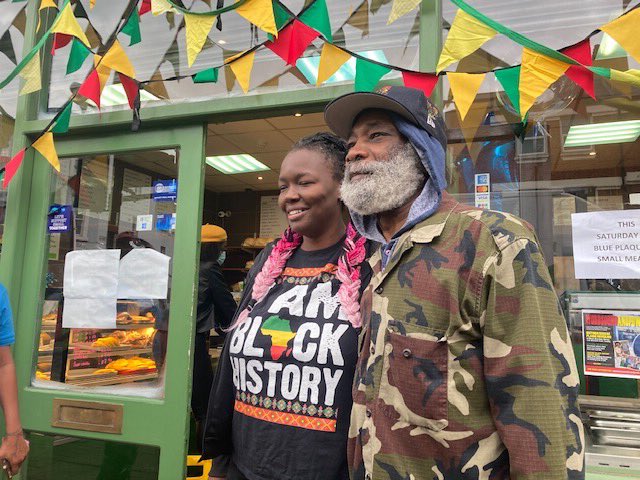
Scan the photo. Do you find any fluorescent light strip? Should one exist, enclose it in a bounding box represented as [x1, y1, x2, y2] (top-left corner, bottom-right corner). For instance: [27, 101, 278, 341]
[205, 154, 270, 174]
[564, 121, 640, 148]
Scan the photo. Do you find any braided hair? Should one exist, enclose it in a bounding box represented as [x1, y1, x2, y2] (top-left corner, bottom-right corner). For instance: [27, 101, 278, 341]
[290, 132, 347, 182]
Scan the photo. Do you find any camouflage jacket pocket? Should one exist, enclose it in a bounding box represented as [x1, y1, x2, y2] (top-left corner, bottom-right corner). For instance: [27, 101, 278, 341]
[379, 329, 448, 431]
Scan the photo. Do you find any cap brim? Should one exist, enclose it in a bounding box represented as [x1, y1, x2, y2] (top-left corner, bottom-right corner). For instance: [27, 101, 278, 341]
[324, 91, 420, 139]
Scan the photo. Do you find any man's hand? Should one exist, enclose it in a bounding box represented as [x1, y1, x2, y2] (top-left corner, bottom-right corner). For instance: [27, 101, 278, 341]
[0, 432, 29, 476]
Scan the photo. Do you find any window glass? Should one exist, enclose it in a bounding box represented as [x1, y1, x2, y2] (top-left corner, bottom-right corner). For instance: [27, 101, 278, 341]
[46, 0, 418, 115]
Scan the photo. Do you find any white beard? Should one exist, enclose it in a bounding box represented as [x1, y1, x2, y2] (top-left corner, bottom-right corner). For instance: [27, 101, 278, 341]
[340, 142, 425, 216]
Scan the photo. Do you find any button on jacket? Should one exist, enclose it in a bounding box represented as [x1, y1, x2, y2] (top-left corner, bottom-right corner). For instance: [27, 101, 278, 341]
[349, 193, 584, 480]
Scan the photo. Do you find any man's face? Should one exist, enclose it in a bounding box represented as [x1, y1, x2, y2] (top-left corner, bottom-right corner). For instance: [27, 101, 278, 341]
[341, 110, 426, 216]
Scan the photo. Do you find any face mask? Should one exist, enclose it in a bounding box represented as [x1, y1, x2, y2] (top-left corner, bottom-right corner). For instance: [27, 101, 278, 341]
[217, 251, 227, 266]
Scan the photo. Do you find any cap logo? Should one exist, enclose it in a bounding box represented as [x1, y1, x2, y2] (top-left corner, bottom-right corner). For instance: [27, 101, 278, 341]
[376, 85, 392, 95]
[426, 104, 438, 128]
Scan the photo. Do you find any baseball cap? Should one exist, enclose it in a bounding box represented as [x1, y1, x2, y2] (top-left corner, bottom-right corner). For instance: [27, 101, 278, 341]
[324, 86, 448, 152]
[201, 224, 227, 243]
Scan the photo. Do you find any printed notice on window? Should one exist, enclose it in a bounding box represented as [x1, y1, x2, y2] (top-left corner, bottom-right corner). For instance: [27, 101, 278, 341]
[583, 310, 640, 379]
[571, 210, 640, 279]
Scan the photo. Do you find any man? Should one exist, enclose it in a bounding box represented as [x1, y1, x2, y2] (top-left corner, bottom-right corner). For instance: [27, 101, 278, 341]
[0, 283, 29, 477]
[324, 86, 584, 480]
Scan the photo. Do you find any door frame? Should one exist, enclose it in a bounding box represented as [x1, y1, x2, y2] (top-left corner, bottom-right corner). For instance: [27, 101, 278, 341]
[11, 124, 206, 479]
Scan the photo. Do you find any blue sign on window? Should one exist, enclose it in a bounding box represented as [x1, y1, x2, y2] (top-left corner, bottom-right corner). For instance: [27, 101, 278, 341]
[152, 179, 178, 202]
[47, 204, 73, 233]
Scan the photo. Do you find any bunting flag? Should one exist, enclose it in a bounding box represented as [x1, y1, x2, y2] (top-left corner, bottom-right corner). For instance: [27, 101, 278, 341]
[101, 40, 136, 78]
[388, 0, 422, 25]
[66, 38, 91, 74]
[193, 67, 219, 83]
[346, 1, 369, 36]
[0, 29, 17, 65]
[561, 39, 595, 99]
[78, 69, 103, 107]
[316, 43, 351, 86]
[119, 73, 139, 109]
[51, 32, 72, 55]
[121, 7, 142, 46]
[152, 0, 175, 16]
[235, 0, 277, 37]
[437, 9, 497, 73]
[299, 0, 332, 42]
[448, 72, 485, 121]
[402, 71, 439, 96]
[268, 2, 292, 41]
[90, 0, 96, 8]
[355, 57, 391, 91]
[600, 8, 640, 63]
[51, 3, 91, 48]
[495, 66, 521, 116]
[266, 20, 320, 66]
[610, 69, 640, 88]
[73, 1, 89, 20]
[19, 51, 41, 95]
[519, 48, 569, 118]
[461, 101, 489, 159]
[184, 13, 218, 67]
[51, 102, 72, 133]
[32, 132, 60, 172]
[139, 0, 152, 16]
[37, 0, 58, 32]
[229, 51, 256, 93]
[3, 148, 26, 189]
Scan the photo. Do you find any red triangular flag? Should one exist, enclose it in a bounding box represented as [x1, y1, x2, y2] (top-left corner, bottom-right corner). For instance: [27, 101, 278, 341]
[561, 39, 595, 99]
[51, 33, 73, 56]
[266, 19, 320, 66]
[119, 73, 138, 109]
[402, 71, 439, 97]
[139, 0, 151, 16]
[78, 69, 103, 109]
[3, 148, 26, 189]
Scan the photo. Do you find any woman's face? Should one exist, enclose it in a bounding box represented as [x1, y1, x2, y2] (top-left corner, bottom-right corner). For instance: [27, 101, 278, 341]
[278, 148, 342, 238]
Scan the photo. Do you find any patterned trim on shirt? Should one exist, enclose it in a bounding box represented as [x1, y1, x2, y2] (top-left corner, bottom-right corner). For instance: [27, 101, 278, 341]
[235, 400, 337, 432]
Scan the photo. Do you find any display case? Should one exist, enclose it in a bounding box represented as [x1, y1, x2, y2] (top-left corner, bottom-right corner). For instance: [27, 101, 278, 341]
[36, 298, 162, 387]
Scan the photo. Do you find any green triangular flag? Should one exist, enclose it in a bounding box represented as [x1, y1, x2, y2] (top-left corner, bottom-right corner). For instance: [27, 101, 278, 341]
[355, 57, 391, 92]
[74, 1, 89, 20]
[299, 0, 332, 42]
[51, 102, 72, 134]
[494, 67, 521, 116]
[193, 67, 219, 84]
[121, 7, 141, 46]
[268, 2, 293, 42]
[66, 38, 91, 75]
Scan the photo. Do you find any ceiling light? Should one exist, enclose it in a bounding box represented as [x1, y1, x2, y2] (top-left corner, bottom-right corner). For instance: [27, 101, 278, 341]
[257, 176, 263, 180]
[296, 50, 389, 85]
[596, 33, 627, 60]
[294, 113, 303, 117]
[87, 84, 158, 108]
[564, 120, 640, 148]
[205, 154, 269, 174]
[589, 151, 597, 156]
[218, 40, 227, 45]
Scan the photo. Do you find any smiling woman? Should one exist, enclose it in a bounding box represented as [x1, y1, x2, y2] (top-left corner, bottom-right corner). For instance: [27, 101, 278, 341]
[202, 132, 372, 480]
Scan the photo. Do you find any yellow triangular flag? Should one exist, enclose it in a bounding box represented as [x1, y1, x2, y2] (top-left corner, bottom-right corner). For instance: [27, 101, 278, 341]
[448, 72, 485, 121]
[51, 3, 91, 48]
[437, 9, 497, 73]
[37, 0, 58, 32]
[33, 132, 60, 172]
[184, 13, 217, 67]
[235, 0, 277, 37]
[610, 69, 640, 88]
[90, 0, 96, 8]
[601, 9, 640, 64]
[229, 51, 255, 93]
[19, 51, 42, 95]
[388, 0, 422, 25]
[101, 40, 135, 79]
[152, 0, 175, 15]
[461, 101, 489, 158]
[316, 43, 351, 86]
[93, 55, 112, 90]
[519, 48, 569, 119]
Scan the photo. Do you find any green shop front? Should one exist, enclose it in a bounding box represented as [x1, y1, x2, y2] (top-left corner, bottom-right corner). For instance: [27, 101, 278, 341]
[0, 0, 640, 478]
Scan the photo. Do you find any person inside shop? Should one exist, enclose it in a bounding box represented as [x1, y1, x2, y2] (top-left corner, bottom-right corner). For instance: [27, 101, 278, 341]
[323, 85, 585, 479]
[202, 132, 372, 480]
[0, 283, 29, 477]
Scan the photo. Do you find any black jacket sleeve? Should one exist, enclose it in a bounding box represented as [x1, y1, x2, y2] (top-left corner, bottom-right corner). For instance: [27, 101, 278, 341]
[209, 264, 238, 331]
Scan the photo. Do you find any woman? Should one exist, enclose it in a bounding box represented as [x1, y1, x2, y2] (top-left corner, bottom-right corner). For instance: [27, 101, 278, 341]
[202, 133, 370, 480]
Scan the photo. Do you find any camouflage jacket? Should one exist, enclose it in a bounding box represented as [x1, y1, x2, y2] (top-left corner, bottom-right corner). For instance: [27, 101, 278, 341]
[349, 193, 584, 480]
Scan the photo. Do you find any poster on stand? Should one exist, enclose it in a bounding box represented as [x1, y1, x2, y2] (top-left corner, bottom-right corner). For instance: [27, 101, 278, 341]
[583, 309, 640, 379]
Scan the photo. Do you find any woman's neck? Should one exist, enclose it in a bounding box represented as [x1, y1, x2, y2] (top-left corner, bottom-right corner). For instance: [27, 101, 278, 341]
[301, 220, 346, 251]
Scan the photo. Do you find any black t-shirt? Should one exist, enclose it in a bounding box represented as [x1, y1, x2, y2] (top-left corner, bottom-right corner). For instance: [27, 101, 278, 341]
[227, 239, 358, 480]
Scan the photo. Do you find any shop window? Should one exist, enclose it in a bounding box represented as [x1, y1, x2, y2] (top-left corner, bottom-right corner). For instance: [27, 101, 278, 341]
[35, 149, 179, 397]
[46, 0, 417, 115]
[0, 2, 26, 119]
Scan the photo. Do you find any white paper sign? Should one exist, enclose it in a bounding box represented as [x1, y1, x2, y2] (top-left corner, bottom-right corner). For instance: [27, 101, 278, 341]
[62, 298, 117, 329]
[136, 214, 153, 232]
[260, 195, 288, 238]
[571, 210, 640, 279]
[117, 249, 171, 299]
